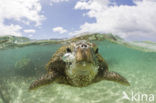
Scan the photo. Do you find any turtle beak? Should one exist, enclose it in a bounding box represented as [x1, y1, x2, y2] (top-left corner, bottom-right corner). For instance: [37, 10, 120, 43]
[75, 45, 94, 63]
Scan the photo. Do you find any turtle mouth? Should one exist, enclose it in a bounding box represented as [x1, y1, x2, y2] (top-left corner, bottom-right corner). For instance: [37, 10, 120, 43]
[76, 61, 92, 64]
[67, 61, 93, 68]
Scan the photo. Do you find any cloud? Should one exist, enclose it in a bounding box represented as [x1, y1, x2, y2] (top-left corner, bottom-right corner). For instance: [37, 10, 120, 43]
[50, 0, 69, 3]
[0, 24, 22, 36]
[53, 27, 67, 34]
[75, 0, 156, 41]
[24, 29, 36, 33]
[41, 0, 69, 6]
[0, 0, 44, 36]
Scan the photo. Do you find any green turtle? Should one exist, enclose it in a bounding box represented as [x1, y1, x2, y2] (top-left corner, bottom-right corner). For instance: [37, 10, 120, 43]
[29, 40, 130, 90]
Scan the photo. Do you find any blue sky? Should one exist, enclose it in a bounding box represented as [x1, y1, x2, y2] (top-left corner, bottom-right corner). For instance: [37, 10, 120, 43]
[0, 0, 156, 42]
[32, 0, 96, 39]
[31, 0, 135, 39]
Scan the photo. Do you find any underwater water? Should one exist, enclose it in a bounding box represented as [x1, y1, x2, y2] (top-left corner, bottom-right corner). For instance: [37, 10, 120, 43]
[0, 40, 156, 103]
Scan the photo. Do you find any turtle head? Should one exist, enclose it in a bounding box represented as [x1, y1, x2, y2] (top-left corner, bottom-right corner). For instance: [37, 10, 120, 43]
[63, 40, 99, 65]
[62, 40, 99, 80]
[74, 41, 98, 64]
[62, 40, 99, 86]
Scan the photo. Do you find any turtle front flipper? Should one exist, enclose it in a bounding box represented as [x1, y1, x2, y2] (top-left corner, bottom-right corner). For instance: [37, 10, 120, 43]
[103, 71, 130, 86]
[29, 72, 57, 90]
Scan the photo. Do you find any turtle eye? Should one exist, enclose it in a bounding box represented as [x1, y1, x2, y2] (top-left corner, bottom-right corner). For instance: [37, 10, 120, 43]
[66, 48, 72, 53]
[95, 48, 98, 54]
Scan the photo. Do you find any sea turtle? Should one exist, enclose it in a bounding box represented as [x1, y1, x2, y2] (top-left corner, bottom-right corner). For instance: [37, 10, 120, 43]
[29, 40, 130, 90]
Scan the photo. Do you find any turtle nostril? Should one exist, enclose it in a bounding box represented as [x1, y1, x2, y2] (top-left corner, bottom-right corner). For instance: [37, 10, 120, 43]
[81, 44, 87, 48]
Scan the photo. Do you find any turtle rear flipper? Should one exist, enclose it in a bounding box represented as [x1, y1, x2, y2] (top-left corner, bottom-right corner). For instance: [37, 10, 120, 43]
[29, 72, 57, 90]
[103, 71, 130, 86]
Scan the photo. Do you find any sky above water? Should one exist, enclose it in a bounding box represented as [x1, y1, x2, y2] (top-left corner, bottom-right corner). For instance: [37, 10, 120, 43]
[0, 0, 156, 41]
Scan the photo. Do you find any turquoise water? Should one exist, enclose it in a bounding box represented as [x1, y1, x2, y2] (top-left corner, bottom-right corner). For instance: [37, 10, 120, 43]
[0, 40, 156, 103]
